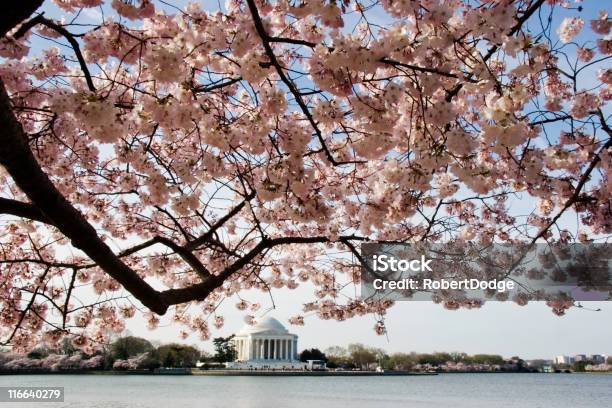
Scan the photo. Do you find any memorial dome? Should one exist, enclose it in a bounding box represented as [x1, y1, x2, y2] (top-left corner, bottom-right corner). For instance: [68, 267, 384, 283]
[231, 315, 299, 365]
[238, 316, 289, 335]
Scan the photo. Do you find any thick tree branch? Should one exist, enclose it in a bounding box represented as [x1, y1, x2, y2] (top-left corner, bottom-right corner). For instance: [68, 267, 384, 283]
[0, 80, 356, 314]
[116, 235, 212, 278]
[160, 235, 330, 305]
[152, 236, 212, 278]
[0, 0, 43, 38]
[62, 268, 77, 329]
[0, 197, 52, 224]
[0, 78, 163, 313]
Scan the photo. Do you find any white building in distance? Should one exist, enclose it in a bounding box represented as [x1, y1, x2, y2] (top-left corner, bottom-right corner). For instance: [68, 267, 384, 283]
[554, 355, 573, 365]
[554, 354, 608, 365]
[573, 354, 587, 362]
[226, 316, 304, 370]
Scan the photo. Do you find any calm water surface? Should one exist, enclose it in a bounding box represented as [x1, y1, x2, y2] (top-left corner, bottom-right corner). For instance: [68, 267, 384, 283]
[1, 373, 611, 408]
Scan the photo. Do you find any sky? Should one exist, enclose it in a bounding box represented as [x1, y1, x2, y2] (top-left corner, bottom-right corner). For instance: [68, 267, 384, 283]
[123, 281, 612, 360]
[20, 0, 612, 360]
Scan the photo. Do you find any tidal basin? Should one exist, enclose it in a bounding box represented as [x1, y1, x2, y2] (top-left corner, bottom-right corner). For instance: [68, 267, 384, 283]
[1, 373, 611, 408]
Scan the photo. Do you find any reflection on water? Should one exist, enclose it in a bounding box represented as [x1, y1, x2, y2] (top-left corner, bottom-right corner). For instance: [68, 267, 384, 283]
[1, 373, 611, 408]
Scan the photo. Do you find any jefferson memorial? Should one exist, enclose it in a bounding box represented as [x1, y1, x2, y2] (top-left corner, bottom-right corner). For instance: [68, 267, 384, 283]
[226, 316, 304, 369]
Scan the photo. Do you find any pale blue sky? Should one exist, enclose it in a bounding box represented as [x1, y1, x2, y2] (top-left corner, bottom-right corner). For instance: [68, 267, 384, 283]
[124, 283, 612, 360]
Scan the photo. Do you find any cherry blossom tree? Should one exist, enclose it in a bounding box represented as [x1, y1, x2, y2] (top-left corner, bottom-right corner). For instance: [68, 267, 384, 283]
[0, 0, 610, 352]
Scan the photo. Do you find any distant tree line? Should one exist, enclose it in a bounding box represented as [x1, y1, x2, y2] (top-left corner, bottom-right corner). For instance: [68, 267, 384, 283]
[302, 344, 509, 371]
[382, 352, 506, 370]
[7, 337, 591, 373]
[0, 336, 204, 372]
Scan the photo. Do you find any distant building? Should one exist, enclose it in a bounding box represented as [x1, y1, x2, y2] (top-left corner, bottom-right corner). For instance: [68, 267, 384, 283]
[588, 354, 606, 364]
[306, 360, 327, 371]
[554, 354, 609, 366]
[554, 355, 573, 365]
[226, 316, 304, 370]
[573, 354, 587, 362]
[525, 359, 553, 370]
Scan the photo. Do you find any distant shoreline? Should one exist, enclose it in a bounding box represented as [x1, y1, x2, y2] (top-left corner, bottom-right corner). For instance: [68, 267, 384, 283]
[3, 369, 609, 377]
[0, 369, 435, 376]
[192, 370, 436, 376]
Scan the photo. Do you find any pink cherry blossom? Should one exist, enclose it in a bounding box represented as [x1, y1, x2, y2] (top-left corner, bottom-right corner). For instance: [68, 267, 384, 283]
[557, 17, 584, 43]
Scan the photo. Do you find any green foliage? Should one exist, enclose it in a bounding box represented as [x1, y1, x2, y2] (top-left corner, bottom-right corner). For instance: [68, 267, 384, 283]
[27, 347, 50, 360]
[414, 352, 504, 366]
[572, 361, 587, 372]
[324, 346, 351, 368]
[155, 344, 201, 368]
[59, 338, 77, 355]
[386, 353, 418, 370]
[137, 353, 162, 370]
[299, 348, 327, 362]
[324, 346, 507, 371]
[467, 354, 505, 365]
[212, 335, 237, 363]
[111, 336, 154, 360]
[417, 352, 452, 365]
[198, 350, 213, 362]
[449, 352, 468, 362]
[347, 343, 377, 369]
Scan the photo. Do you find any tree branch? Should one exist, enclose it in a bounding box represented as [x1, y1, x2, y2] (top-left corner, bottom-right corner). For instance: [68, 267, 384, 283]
[185, 191, 255, 251]
[160, 235, 329, 305]
[34, 16, 97, 92]
[14, 14, 96, 92]
[532, 134, 612, 242]
[245, 0, 363, 167]
[446, 0, 546, 101]
[0, 78, 163, 313]
[0, 197, 52, 224]
[192, 77, 242, 94]
[0, 81, 353, 315]
[152, 236, 212, 279]
[0, 0, 43, 38]
[1, 266, 50, 345]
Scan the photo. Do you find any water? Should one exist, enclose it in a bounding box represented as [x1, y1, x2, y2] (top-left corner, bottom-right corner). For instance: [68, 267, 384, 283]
[1, 373, 611, 407]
